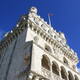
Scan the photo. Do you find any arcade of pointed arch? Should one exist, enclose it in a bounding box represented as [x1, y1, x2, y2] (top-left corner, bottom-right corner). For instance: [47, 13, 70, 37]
[41, 54, 79, 80]
[0, 7, 79, 80]
[28, 11, 78, 64]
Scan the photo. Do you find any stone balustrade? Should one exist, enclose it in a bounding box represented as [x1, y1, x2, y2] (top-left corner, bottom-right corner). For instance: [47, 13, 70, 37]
[41, 67, 51, 79]
[41, 67, 65, 80]
[52, 73, 65, 80]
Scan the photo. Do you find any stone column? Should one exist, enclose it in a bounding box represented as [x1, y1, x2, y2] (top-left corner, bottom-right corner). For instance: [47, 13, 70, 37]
[50, 61, 53, 80]
[67, 73, 69, 80]
[59, 67, 62, 79]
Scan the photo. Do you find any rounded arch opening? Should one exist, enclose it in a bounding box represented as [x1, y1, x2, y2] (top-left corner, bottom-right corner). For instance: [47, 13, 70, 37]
[75, 75, 79, 80]
[61, 66, 67, 80]
[68, 71, 74, 80]
[41, 55, 50, 70]
[52, 61, 59, 75]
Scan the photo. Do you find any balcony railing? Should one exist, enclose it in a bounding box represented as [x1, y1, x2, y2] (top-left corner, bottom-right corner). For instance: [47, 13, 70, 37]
[52, 73, 65, 80]
[41, 67, 66, 80]
[41, 67, 51, 79]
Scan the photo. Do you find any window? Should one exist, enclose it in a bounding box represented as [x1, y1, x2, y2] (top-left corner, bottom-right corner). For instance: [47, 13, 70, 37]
[45, 44, 52, 53]
[63, 57, 68, 65]
[41, 55, 50, 70]
[68, 71, 74, 80]
[75, 75, 79, 80]
[52, 61, 59, 75]
[61, 66, 67, 80]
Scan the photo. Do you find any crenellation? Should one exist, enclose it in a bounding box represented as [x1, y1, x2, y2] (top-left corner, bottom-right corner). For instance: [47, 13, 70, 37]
[28, 7, 79, 65]
[0, 7, 80, 80]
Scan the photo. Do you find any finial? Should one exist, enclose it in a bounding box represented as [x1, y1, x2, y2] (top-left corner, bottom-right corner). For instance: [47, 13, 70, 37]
[29, 7, 37, 14]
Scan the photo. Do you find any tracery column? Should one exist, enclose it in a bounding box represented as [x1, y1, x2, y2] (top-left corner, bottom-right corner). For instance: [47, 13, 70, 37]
[59, 67, 62, 79]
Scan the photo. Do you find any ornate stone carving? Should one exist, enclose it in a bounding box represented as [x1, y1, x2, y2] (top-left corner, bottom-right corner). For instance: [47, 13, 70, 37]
[52, 73, 65, 80]
[41, 67, 51, 79]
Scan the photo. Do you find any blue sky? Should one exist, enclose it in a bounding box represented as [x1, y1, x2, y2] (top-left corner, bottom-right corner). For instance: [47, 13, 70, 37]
[0, 0, 80, 68]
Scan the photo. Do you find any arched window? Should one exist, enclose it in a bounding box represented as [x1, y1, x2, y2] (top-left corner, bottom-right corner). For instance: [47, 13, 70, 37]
[68, 71, 74, 80]
[75, 75, 79, 80]
[52, 61, 59, 75]
[63, 57, 68, 65]
[61, 66, 67, 80]
[45, 44, 52, 53]
[41, 55, 50, 70]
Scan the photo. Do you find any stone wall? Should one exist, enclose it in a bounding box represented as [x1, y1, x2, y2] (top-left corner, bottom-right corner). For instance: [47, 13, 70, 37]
[0, 28, 32, 80]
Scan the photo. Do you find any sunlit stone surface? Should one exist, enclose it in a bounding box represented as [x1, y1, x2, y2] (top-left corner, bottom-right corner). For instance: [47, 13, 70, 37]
[0, 7, 80, 80]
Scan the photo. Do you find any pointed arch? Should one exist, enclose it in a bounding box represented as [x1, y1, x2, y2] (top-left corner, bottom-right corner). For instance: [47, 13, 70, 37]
[52, 61, 59, 75]
[61, 66, 67, 80]
[75, 75, 79, 80]
[68, 71, 74, 80]
[41, 55, 50, 70]
[63, 57, 68, 65]
[45, 44, 52, 53]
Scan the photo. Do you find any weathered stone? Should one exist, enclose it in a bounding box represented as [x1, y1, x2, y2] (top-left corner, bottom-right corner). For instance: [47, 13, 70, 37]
[0, 7, 80, 80]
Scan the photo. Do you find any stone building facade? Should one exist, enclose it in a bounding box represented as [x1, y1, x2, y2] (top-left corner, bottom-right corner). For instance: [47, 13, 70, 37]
[0, 7, 80, 80]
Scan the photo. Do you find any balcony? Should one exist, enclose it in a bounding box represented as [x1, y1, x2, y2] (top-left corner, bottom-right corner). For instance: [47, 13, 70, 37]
[41, 67, 51, 79]
[52, 73, 65, 80]
[41, 67, 65, 80]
